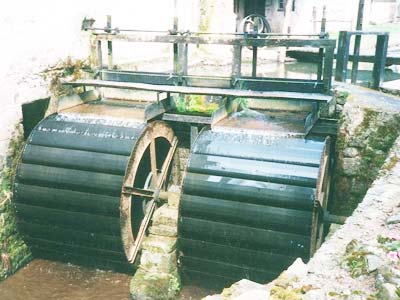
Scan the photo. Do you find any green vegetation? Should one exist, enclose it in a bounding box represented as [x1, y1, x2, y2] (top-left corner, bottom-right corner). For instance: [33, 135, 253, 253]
[1, 126, 24, 193]
[40, 57, 94, 97]
[174, 94, 219, 115]
[0, 126, 32, 281]
[357, 110, 400, 183]
[344, 240, 370, 278]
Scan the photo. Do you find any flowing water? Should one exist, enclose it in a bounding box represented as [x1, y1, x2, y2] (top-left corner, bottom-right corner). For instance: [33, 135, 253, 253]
[0, 259, 213, 300]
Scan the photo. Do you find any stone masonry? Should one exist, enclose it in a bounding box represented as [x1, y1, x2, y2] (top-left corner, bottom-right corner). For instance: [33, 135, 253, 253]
[130, 185, 181, 300]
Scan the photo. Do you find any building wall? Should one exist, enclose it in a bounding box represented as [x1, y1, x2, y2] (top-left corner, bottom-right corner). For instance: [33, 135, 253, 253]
[369, 0, 398, 23]
[0, 0, 200, 163]
[264, 0, 362, 33]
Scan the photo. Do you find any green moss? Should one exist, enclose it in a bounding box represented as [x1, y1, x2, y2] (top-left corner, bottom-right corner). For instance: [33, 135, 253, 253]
[130, 269, 180, 300]
[175, 94, 219, 115]
[270, 286, 303, 300]
[0, 127, 33, 281]
[1, 127, 25, 193]
[333, 107, 400, 215]
[343, 240, 370, 278]
[382, 155, 400, 171]
[41, 57, 93, 97]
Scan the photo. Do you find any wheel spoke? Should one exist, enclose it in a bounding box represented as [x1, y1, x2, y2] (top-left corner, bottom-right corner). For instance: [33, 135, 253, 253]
[149, 138, 158, 187]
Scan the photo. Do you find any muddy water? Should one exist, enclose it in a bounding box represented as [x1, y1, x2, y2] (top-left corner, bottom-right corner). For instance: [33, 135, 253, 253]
[0, 259, 131, 300]
[0, 259, 213, 300]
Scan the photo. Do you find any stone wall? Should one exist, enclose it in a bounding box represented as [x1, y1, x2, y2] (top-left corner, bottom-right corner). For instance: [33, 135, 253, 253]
[130, 186, 181, 300]
[332, 85, 400, 216]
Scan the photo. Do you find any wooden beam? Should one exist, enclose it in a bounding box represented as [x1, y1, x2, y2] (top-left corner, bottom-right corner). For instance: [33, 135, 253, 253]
[335, 31, 351, 82]
[63, 79, 333, 102]
[93, 33, 336, 48]
[351, 0, 365, 84]
[372, 34, 389, 90]
[162, 113, 212, 124]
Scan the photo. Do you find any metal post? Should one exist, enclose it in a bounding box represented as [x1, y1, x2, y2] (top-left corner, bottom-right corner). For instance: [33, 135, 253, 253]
[173, 0, 179, 75]
[232, 45, 242, 83]
[317, 5, 327, 81]
[251, 25, 258, 78]
[97, 40, 103, 71]
[323, 45, 335, 91]
[312, 6, 317, 33]
[252, 47, 258, 77]
[335, 31, 351, 82]
[178, 43, 188, 79]
[190, 126, 199, 149]
[107, 15, 113, 69]
[351, 0, 365, 84]
[372, 34, 388, 90]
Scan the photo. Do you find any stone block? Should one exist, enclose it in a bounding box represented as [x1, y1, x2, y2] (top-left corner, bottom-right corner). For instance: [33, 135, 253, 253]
[380, 283, 398, 300]
[130, 269, 180, 300]
[342, 157, 362, 176]
[221, 279, 269, 300]
[167, 185, 181, 208]
[343, 147, 359, 158]
[349, 178, 369, 196]
[152, 205, 178, 227]
[140, 249, 177, 273]
[366, 254, 384, 273]
[386, 213, 400, 224]
[141, 235, 176, 254]
[149, 224, 177, 237]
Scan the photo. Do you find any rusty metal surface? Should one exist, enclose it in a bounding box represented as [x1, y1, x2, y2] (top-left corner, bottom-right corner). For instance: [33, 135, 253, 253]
[120, 121, 177, 263]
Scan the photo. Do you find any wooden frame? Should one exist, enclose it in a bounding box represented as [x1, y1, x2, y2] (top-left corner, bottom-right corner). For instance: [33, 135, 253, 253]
[335, 30, 389, 90]
[90, 30, 335, 93]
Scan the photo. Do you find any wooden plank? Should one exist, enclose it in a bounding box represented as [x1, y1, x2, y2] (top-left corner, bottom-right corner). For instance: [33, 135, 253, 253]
[190, 126, 199, 149]
[97, 40, 103, 70]
[351, 0, 365, 84]
[345, 30, 390, 36]
[232, 45, 242, 78]
[252, 47, 258, 77]
[210, 97, 240, 126]
[107, 16, 113, 69]
[287, 50, 400, 66]
[93, 33, 337, 48]
[178, 43, 188, 76]
[335, 31, 351, 82]
[323, 46, 335, 91]
[372, 34, 389, 90]
[63, 79, 333, 102]
[144, 97, 172, 120]
[162, 113, 212, 124]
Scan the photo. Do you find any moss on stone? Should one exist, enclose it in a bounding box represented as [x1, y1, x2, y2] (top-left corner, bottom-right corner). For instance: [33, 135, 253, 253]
[343, 240, 371, 278]
[0, 126, 32, 281]
[1, 126, 25, 193]
[382, 155, 400, 171]
[130, 269, 180, 300]
[40, 57, 93, 98]
[333, 104, 400, 215]
[270, 286, 303, 300]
